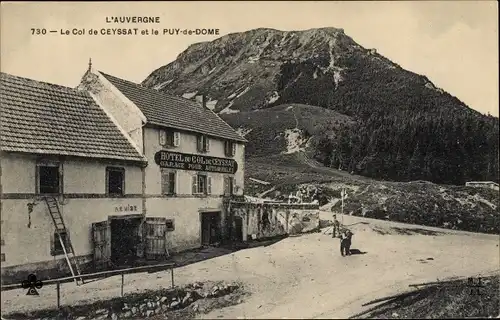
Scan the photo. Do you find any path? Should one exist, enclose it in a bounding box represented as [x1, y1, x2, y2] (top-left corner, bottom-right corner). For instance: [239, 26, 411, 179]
[2, 214, 498, 319]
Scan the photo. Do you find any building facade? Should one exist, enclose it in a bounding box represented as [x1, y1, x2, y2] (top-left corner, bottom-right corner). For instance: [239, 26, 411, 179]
[0, 72, 147, 282]
[78, 67, 247, 256]
[1, 66, 247, 283]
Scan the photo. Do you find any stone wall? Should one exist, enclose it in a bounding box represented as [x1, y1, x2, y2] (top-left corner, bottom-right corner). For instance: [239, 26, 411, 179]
[225, 201, 320, 241]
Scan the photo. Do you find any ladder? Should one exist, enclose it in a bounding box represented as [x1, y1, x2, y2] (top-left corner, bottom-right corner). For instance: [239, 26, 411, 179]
[44, 197, 84, 285]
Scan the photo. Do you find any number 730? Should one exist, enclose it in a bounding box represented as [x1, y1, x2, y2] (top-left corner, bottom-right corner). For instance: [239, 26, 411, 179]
[31, 28, 47, 35]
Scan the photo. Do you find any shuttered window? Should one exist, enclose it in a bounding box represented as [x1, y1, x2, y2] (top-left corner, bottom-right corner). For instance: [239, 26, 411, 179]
[224, 176, 235, 195]
[197, 135, 210, 153]
[224, 141, 236, 157]
[159, 130, 181, 148]
[161, 170, 176, 195]
[192, 174, 211, 195]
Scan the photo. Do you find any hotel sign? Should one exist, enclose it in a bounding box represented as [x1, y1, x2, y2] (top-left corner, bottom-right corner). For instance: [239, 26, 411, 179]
[154, 151, 238, 174]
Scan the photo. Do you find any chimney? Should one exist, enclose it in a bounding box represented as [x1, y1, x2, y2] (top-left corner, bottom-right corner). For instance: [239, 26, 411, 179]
[195, 95, 207, 109]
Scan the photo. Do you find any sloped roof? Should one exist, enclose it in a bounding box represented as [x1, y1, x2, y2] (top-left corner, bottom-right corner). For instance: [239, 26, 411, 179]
[99, 71, 247, 143]
[0, 72, 146, 163]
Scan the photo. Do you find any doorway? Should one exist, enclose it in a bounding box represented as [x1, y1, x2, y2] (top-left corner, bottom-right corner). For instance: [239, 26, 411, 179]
[232, 216, 243, 242]
[201, 211, 221, 246]
[110, 216, 142, 266]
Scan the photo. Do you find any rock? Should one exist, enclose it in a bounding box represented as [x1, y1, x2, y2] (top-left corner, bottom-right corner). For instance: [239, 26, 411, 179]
[111, 313, 118, 320]
[161, 304, 169, 311]
[123, 303, 130, 310]
[131, 307, 138, 314]
[139, 304, 147, 311]
[146, 310, 155, 317]
[155, 307, 161, 314]
[123, 311, 132, 318]
[160, 296, 168, 303]
[95, 309, 107, 315]
[392, 312, 399, 317]
[147, 302, 154, 309]
[170, 300, 180, 308]
[192, 303, 199, 312]
[75, 317, 86, 320]
[211, 286, 220, 297]
[182, 292, 192, 304]
[237, 299, 243, 304]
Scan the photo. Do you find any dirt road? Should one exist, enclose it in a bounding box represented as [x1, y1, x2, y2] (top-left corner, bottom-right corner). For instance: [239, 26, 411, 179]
[2, 213, 498, 318]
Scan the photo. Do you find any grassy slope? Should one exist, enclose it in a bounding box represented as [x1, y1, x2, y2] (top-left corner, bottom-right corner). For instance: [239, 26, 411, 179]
[245, 153, 500, 234]
[221, 103, 353, 157]
[244, 152, 365, 196]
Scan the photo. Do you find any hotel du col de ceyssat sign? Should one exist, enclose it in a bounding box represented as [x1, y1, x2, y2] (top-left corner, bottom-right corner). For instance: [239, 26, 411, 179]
[154, 151, 238, 174]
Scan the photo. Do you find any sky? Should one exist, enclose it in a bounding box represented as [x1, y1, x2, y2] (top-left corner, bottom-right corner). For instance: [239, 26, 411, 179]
[1, 1, 498, 116]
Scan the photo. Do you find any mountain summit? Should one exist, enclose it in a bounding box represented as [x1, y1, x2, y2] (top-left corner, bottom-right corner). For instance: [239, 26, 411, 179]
[143, 27, 467, 116]
[143, 27, 499, 185]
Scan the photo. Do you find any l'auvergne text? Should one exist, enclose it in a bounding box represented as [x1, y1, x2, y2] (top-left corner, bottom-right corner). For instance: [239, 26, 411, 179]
[106, 16, 160, 24]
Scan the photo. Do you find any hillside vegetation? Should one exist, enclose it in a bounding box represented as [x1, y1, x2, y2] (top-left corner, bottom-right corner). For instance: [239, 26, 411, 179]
[314, 110, 499, 185]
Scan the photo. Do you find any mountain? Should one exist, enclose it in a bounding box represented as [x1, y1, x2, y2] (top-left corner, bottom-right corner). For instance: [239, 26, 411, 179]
[143, 27, 499, 186]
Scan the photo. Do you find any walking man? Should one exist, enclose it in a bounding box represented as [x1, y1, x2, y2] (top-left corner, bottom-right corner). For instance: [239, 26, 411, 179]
[332, 214, 341, 238]
[340, 229, 353, 256]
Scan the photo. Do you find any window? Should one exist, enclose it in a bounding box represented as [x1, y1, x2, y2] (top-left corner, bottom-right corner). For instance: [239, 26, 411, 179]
[107, 167, 125, 196]
[159, 130, 180, 148]
[197, 135, 210, 153]
[165, 219, 175, 231]
[224, 176, 236, 195]
[51, 231, 72, 256]
[192, 173, 211, 195]
[37, 163, 60, 194]
[1, 253, 4, 262]
[224, 141, 236, 157]
[161, 170, 176, 195]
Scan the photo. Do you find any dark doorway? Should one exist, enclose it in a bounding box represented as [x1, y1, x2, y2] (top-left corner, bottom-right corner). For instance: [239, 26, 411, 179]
[232, 216, 243, 242]
[110, 217, 141, 266]
[201, 212, 221, 246]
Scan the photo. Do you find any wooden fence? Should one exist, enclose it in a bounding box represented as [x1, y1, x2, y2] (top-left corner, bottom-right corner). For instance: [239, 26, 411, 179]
[1, 263, 175, 308]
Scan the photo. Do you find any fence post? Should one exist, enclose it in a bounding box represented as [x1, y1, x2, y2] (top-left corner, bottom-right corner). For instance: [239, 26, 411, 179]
[171, 267, 174, 288]
[121, 273, 124, 297]
[56, 281, 60, 309]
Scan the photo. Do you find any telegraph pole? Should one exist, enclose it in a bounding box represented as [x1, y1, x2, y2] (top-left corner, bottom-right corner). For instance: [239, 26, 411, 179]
[341, 188, 344, 225]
